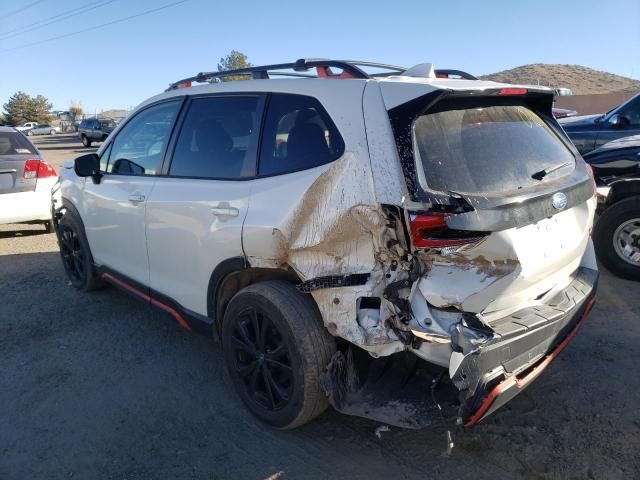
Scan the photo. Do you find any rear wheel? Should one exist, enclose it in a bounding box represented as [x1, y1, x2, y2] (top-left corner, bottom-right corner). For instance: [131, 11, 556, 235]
[81, 135, 91, 147]
[43, 220, 55, 233]
[26, 130, 33, 136]
[222, 281, 336, 429]
[594, 196, 640, 280]
[57, 213, 103, 291]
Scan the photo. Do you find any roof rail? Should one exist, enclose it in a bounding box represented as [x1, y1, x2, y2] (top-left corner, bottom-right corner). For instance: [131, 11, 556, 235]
[166, 59, 478, 90]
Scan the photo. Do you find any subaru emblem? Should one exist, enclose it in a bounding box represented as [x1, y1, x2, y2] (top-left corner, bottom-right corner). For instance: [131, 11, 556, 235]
[551, 192, 567, 210]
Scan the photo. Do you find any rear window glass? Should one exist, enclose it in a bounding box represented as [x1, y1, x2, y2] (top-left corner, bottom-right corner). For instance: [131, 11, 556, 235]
[0, 131, 37, 156]
[413, 104, 575, 195]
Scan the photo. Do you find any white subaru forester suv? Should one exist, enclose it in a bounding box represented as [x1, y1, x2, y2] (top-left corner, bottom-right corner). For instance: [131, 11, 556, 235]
[52, 60, 598, 430]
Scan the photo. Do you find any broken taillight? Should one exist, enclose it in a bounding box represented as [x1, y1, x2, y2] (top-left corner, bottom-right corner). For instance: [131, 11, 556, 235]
[409, 212, 487, 249]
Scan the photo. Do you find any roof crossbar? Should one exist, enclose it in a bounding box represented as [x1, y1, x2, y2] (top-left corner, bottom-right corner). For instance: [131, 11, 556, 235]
[166, 59, 478, 90]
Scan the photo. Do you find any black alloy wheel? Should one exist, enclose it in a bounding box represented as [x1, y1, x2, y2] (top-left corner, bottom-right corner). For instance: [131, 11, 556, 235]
[59, 225, 85, 283]
[230, 307, 293, 412]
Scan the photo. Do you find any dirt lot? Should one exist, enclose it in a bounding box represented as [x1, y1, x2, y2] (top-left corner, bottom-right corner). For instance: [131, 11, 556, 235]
[1, 134, 639, 479]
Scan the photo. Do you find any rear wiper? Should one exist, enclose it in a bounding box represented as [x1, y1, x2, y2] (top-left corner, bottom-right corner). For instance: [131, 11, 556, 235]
[531, 162, 572, 181]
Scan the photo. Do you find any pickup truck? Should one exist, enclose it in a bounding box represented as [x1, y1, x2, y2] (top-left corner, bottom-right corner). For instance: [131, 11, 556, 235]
[15, 122, 39, 132]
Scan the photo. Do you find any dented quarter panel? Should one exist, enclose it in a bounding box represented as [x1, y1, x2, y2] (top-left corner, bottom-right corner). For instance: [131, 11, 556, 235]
[242, 84, 411, 352]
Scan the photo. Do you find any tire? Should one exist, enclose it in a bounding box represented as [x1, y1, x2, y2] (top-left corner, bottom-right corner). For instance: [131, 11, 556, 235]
[593, 196, 640, 281]
[50, 129, 56, 135]
[222, 281, 336, 429]
[26, 130, 32, 136]
[81, 135, 91, 147]
[44, 220, 56, 233]
[57, 213, 103, 291]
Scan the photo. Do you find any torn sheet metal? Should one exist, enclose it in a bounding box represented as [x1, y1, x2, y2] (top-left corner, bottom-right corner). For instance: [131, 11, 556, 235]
[244, 152, 412, 353]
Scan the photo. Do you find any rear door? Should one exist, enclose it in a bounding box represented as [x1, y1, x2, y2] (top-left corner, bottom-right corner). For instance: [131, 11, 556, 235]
[0, 130, 39, 195]
[146, 94, 264, 315]
[81, 100, 182, 286]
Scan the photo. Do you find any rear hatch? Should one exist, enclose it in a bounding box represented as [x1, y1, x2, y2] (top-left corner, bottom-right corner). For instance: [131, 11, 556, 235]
[386, 86, 596, 319]
[0, 130, 40, 195]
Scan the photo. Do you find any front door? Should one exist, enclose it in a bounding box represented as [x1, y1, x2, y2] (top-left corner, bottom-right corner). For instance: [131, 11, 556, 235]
[81, 99, 182, 286]
[146, 94, 264, 315]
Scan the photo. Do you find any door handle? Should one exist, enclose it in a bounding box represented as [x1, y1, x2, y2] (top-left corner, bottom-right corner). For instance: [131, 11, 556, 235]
[0, 169, 17, 174]
[128, 194, 146, 203]
[211, 206, 239, 217]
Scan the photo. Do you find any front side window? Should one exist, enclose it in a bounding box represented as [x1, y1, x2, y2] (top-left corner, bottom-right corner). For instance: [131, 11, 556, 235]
[106, 101, 180, 176]
[413, 103, 575, 195]
[169, 96, 261, 179]
[259, 94, 344, 176]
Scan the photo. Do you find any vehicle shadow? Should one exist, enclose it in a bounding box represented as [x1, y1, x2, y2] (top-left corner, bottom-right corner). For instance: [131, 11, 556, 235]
[0, 227, 52, 238]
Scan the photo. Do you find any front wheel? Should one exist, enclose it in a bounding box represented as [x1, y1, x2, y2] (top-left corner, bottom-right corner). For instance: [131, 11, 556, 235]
[593, 196, 640, 281]
[81, 135, 91, 147]
[50, 129, 56, 135]
[57, 213, 103, 291]
[222, 281, 336, 429]
[26, 130, 33, 136]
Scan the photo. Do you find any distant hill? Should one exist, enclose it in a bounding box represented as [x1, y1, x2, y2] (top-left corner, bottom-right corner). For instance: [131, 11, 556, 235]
[480, 64, 640, 95]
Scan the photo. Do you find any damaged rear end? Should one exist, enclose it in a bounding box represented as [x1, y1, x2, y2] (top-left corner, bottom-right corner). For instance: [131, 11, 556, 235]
[321, 81, 598, 428]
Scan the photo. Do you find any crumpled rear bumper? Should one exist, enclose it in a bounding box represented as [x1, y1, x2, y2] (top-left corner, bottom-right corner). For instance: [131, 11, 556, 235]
[459, 266, 598, 425]
[320, 267, 598, 429]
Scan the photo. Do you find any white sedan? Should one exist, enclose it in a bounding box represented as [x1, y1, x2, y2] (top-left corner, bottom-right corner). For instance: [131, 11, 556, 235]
[25, 124, 60, 136]
[0, 127, 58, 232]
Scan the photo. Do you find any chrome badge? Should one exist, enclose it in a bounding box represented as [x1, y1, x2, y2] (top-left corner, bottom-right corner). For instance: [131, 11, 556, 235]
[551, 192, 568, 210]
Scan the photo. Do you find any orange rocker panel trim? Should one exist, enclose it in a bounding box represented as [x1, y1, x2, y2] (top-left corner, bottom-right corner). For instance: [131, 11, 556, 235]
[101, 272, 192, 332]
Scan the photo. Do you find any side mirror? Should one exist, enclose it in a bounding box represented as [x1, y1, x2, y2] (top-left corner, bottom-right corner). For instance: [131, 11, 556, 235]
[608, 113, 630, 128]
[74, 153, 102, 184]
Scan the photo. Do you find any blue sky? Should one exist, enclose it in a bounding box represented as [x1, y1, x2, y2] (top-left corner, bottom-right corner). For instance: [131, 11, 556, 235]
[1, 0, 638, 113]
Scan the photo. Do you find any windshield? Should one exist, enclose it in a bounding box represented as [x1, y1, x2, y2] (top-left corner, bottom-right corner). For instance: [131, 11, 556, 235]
[413, 104, 575, 195]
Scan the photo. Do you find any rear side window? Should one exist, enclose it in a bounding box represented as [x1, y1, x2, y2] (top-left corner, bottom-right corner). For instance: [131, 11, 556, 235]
[413, 104, 575, 195]
[0, 131, 37, 155]
[259, 94, 344, 176]
[169, 96, 261, 179]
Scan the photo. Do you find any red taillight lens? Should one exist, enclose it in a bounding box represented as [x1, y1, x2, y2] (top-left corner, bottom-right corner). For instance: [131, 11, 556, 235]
[409, 212, 486, 249]
[23, 159, 56, 179]
[499, 88, 528, 95]
[37, 160, 57, 178]
[23, 159, 40, 179]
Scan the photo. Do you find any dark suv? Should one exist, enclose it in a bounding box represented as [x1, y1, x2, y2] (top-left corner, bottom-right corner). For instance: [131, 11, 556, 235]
[559, 92, 640, 154]
[78, 118, 117, 147]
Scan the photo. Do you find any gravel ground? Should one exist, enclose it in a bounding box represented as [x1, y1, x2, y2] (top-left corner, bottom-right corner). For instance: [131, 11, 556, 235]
[1, 135, 639, 479]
